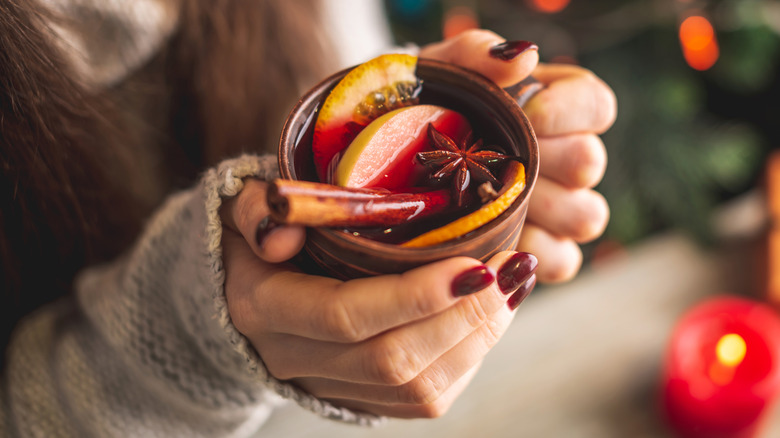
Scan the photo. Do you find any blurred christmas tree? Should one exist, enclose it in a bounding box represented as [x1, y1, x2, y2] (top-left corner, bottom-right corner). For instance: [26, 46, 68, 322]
[385, 0, 779, 247]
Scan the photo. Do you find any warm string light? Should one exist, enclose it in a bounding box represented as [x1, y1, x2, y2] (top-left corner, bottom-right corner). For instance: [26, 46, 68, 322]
[527, 0, 570, 13]
[679, 15, 720, 71]
[443, 6, 479, 39]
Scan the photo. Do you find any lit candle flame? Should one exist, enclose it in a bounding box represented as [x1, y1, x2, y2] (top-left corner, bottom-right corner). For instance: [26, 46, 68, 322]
[679, 15, 719, 71]
[716, 333, 747, 367]
[709, 333, 746, 385]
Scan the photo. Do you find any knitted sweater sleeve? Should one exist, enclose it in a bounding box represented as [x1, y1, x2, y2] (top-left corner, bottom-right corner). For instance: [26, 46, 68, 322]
[0, 154, 383, 437]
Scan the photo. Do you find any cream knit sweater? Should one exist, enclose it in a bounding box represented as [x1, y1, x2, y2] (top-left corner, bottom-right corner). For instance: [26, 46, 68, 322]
[2, 156, 383, 437]
[1, 0, 394, 436]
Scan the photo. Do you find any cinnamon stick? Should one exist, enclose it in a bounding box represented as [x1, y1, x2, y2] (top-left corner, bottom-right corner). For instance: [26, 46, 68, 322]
[267, 179, 453, 227]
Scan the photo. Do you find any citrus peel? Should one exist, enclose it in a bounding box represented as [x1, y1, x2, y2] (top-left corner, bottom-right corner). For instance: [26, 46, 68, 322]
[312, 53, 419, 181]
[401, 160, 526, 248]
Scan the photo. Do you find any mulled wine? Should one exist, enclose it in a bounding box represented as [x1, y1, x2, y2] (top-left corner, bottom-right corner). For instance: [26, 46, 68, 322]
[276, 56, 538, 278]
[284, 56, 530, 245]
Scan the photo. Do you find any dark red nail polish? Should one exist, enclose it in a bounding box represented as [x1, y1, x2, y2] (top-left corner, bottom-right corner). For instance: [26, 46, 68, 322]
[489, 40, 538, 61]
[255, 216, 279, 249]
[451, 265, 495, 297]
[497, 252, 538, 294]
[508, 274, 536, 310]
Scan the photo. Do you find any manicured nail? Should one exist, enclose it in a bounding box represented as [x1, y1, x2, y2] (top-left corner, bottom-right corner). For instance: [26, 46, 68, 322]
[508, 274, 536, 310]
[497, 252, 538, 294]
[255, 216, 279, 250]
[489, 40, 538, 61]
[451, 265, 495, 297]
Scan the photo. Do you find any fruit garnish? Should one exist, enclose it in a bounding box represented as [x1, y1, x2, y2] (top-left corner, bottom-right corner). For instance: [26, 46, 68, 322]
[401, 160, 526, 248]
[313, 54, 420, 181]
[418, 124, 511, 207]
[334, 105, 471, 190]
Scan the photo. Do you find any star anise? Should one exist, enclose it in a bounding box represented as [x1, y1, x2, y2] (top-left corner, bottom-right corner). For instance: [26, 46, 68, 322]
[417, 124, 510, 207]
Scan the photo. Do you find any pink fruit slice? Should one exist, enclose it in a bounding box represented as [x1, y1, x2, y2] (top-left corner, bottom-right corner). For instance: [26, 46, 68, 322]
[334, 105, 471, 190]
[312, 54, 419, 182]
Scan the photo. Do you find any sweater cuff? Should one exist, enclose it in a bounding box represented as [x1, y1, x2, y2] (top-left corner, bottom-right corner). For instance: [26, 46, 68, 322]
[202, 154, 385, 427]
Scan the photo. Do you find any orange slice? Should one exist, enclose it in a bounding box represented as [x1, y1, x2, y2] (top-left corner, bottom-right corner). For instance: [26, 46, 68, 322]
[313, 54, 419, 181]
[401, 161, 527, 248]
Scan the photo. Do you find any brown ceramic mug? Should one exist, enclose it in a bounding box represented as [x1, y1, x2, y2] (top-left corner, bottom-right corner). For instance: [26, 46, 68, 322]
[278, 58, 540, 279]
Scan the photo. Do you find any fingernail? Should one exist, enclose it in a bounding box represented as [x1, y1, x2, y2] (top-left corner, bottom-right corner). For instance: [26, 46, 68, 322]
[255, 216, 279, 250]
[489, 40, 538, 61]
[508, 274, 536, 311]
[497, 252, 538, 295]
[451, 265, 495, 297]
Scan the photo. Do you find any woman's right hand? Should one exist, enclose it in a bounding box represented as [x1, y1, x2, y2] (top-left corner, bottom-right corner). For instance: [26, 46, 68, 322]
[219, 179, 537, 418]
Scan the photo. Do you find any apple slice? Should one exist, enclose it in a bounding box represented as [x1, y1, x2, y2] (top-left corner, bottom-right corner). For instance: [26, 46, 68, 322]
[334, 105, 471, 190]
[313, 54, 419, 182]
[400, 160, 526, 247]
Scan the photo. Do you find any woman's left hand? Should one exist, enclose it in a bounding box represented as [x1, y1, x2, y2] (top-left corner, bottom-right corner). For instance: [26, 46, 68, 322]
[420, 30, 616, 284]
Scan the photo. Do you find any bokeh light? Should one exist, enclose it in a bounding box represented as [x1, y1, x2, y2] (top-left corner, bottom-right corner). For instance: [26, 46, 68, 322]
[716, 333, 747, 367]
[443, 6, 479, 39]
[527, 0, 571, 14]
[679, 15, 720, 71]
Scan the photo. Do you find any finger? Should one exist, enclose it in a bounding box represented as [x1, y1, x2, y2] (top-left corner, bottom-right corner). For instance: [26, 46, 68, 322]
[516, 223, 582, 283]
[527, 178, 609, 243]
[538, 133, 607, 189]
[258, 252, 535, 384]
[524, 63, 617, 136]
[220, 178, 306, 263]
[294, 287, 515, 405]
[419, 29, 539, 88]
[322, 364, 482, 419]
[508, 273, 537, 312]
[241, 257, 497, 343]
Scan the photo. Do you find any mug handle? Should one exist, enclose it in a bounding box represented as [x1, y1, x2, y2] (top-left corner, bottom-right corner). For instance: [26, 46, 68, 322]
[503, 76, 545, 108]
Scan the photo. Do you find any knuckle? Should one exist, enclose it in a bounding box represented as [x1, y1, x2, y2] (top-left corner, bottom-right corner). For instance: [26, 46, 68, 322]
[539, 245, 582, 284]
[480, 317, 505, 349]
[571, 220, 599, 244]
[225, 269, 283, 337]
[542, 96, 571, 136]
[529, 91, 556, 133]
[321, 296, 364, 342]
[587, 75, 618, 133]
[232, 181, 271, 234]
[400, 373, 445, 405]
[367, 339, 420, 385]
[263, 354, 296, 381]
[457, 296, 491, 331]
[542, 263, 577, 284]
[571, 192, 609, 243]
[233, 193, 257, 233]
[572, 135, 607, 188]
[226, 288, 256, 337]
[396, 272, 443, 318]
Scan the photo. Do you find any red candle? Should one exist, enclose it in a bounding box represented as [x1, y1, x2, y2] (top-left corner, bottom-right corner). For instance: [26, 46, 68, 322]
[661, 296, 780, 438]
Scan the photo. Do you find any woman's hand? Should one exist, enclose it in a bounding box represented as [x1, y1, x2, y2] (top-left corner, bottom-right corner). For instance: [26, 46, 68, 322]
[420, 30, 617, 283]
[220, 179, 537, 418]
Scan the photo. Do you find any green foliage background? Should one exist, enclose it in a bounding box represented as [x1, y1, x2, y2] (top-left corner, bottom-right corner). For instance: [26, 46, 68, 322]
[385, 0, 778, 247]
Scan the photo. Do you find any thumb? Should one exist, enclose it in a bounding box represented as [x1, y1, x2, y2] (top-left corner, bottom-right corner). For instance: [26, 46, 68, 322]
[419, 29, 539, 88]
[220, 178, 306, 263]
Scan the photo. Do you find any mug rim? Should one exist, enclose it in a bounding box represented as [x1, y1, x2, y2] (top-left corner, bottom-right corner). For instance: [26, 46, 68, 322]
[278, 58, 539, 256]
